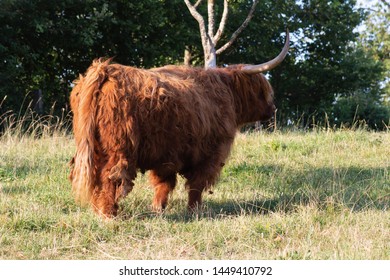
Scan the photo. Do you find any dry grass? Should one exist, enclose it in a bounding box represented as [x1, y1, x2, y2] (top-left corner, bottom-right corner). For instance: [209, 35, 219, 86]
[0, 115, 389, 259]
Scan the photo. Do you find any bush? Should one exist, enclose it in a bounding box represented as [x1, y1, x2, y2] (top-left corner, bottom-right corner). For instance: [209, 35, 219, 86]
[333, 92, 389, 130]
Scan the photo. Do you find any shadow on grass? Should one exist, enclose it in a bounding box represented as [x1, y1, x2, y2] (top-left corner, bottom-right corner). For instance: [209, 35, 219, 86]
[118, 197, 283, 222]
[119, 163, 389, 223]
[224, 163, 389, 211]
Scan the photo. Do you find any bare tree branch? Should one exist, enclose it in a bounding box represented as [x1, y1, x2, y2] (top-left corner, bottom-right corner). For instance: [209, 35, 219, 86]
[184, 0, 217, 68]
[185, 0, 259, 68]
[216, 0, 259, 55]
[184, 0, 209, 50]
[208, 0, 215, 43]
[194, 0, 203, 8]
[213, 0, 228, 44]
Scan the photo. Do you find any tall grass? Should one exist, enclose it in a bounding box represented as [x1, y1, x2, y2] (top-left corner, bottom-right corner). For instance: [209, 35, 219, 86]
[0, 111, 389, 259]
[0, 101, 72, 140]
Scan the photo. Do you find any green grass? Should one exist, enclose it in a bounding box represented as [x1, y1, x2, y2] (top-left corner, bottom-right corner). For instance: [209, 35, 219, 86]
[0, 120, 389, 259]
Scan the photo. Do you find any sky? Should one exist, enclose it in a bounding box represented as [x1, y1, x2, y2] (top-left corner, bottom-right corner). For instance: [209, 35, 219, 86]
[356, 0, 379, 8]
[354, 0, 385, 33]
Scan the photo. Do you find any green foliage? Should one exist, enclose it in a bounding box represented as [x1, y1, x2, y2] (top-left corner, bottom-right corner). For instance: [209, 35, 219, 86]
[0, 0, 388, 129]
[333, 91, 389, 130]
[359, 1, 390, 102]
[188, 0, 388, 129]
[272, 0, 366, 123]
[0, 0, 190, 115]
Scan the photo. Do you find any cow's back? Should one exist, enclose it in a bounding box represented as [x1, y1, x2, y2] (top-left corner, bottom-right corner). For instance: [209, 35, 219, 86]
[134, 66, 237, 173]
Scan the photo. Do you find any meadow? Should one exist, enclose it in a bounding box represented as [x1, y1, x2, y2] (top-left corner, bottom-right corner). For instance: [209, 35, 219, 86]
[0, 116, 389, 259]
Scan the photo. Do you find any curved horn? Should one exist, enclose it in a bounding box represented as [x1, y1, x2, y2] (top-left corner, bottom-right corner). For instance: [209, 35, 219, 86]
[242, 29, 290, 74]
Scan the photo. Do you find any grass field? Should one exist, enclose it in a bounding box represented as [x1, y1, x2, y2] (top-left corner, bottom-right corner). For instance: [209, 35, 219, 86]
[0, 119, 389, 259]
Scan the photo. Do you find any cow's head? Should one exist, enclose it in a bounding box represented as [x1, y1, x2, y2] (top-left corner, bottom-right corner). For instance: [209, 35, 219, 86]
[231, 30, 289, 124]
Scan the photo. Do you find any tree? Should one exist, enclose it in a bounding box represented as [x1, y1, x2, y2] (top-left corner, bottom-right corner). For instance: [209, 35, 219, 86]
[269, 0, 383, 127]
[359, 1, 389, 104]
[0, 0, 189, 115]
[332, 46, 389, 129]
[183, 0, 387, 128]
[1, 0, 388, 130]
[330, 0, 390, 129]
[184, 0, 259, 68]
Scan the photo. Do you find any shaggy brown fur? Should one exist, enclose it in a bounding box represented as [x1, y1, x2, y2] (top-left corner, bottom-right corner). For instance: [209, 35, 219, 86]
[69, 59, 275, 217]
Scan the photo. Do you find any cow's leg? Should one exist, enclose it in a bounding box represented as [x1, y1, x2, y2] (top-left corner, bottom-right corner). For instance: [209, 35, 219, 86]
[91, 157, 118, 217]
[186, 179, 205, 210]
[186, 162, 227, 209]
[185, 168, 218, 210]
[92, 155, 135, 218]
[150, 170, 177, 212]
[185, 139, 233, 210]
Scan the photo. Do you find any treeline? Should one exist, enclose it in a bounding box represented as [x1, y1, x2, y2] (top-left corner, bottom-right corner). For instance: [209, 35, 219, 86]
[0, 0, 389, 129]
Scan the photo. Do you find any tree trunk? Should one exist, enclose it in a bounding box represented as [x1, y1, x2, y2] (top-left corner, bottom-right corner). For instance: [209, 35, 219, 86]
[184, 0, 259, 69]
[205, 43, 217, 69]
[33, 89, 44, 114]
[184, 46, 192, 66]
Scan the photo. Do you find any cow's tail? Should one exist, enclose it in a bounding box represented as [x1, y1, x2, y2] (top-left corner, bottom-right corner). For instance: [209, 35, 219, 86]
[71, 58, 110, 205]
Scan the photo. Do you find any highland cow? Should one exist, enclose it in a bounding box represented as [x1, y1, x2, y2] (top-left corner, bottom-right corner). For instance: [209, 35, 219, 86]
[70, 32, 289, 217]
